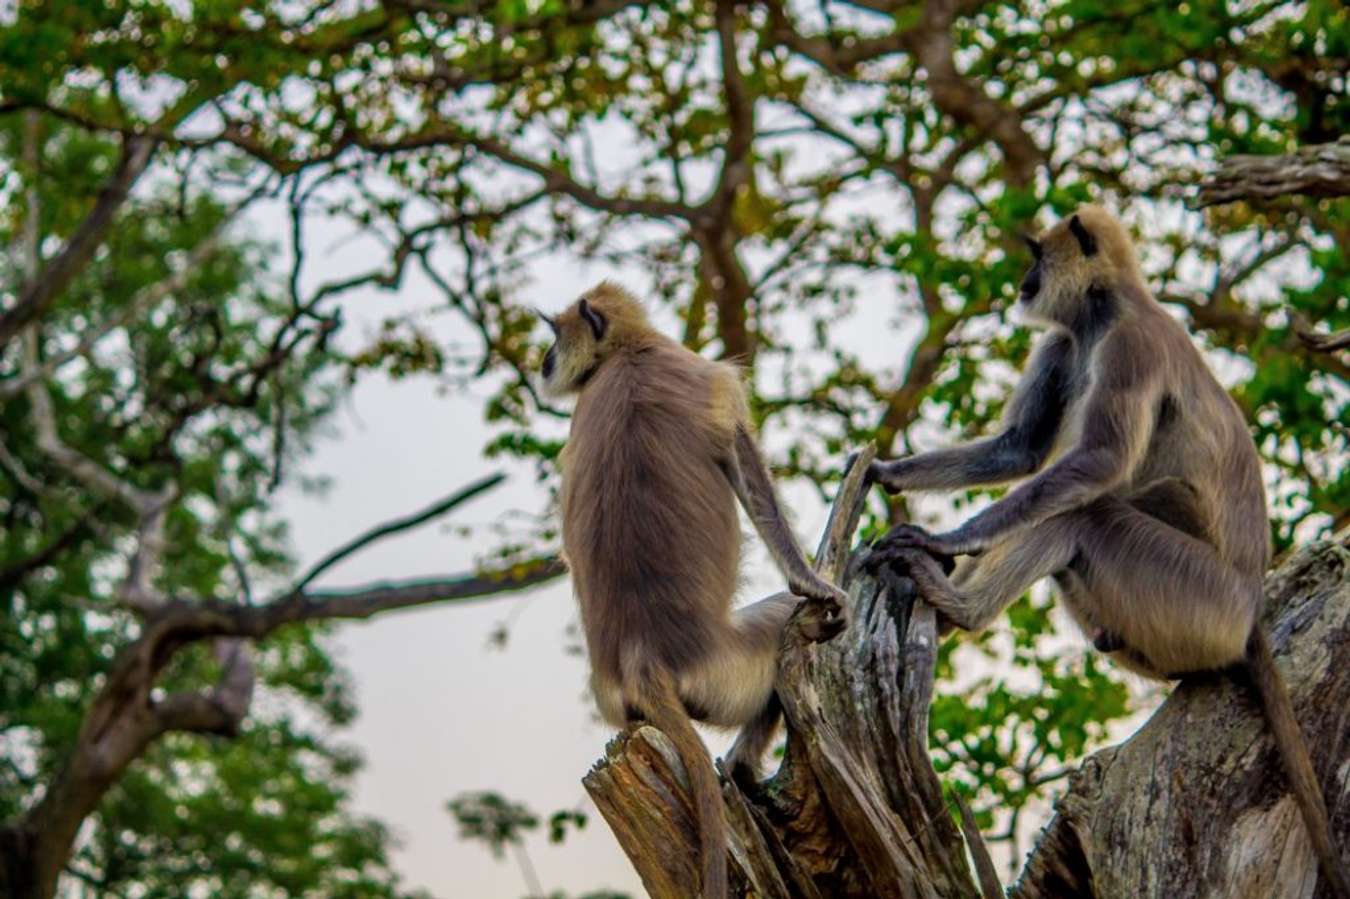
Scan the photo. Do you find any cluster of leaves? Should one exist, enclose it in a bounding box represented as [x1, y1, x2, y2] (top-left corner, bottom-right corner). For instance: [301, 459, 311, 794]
[447, 791, 589, 857]
[0, 115, 416, 895]
[447, 792, 624, 899]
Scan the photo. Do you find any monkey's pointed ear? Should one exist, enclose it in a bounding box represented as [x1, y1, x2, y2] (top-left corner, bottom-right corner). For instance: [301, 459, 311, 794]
[578, 299, 607, 340]
[1022, 234, 1043, 260]
[1068, 215, 1098, 257]
[533, 307, 559, 333]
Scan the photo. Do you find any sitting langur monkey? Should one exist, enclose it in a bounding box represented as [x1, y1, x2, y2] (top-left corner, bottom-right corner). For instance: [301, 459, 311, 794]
[541, 282, 849, 898]
[865, 206, 1349, 897]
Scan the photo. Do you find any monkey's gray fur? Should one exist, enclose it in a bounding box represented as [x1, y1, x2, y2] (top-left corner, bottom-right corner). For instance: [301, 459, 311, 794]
[544, 282, 848, 898]
[866, 206, 1348, 898]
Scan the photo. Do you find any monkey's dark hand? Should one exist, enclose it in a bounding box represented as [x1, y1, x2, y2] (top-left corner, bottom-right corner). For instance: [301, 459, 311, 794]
[864, 524, 976, 574]
[790, 577, 849, 642]
[795, 596, 847, 643]
[865, 458, 909, 495]
[788, 572, 848, 608]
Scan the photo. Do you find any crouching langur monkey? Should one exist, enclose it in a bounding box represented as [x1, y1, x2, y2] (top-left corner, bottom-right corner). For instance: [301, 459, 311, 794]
[541, 282, 849, 898]
[864, 206, 1349, 897]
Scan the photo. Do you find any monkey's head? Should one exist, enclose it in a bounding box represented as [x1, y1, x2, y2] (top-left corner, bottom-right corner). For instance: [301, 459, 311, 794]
[1018, 206, 1144, 328]
[538, 281, 651, 396]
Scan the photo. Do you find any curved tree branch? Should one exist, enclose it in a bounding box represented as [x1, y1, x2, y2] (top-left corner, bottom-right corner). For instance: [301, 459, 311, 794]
[1196, 136, 1350, 207]
[290, 472, 508, 593]
[0, 471, 565, 899]
[0, 134, 158, 347]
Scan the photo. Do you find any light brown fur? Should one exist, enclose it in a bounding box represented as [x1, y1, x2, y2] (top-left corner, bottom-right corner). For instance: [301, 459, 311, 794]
[867, 207, 1348, 896]
[546, 282, 847, 897]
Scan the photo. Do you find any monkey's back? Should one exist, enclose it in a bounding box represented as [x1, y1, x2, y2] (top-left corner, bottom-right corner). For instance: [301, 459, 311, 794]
[560, 338, 743, 689]
[1122, 302, 1272, 579]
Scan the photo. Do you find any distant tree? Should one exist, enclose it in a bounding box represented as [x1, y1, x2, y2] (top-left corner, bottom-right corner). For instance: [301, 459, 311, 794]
[0, 0, 1345, 896]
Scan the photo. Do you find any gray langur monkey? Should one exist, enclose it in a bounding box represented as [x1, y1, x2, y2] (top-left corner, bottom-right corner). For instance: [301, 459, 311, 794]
[865, 206, 1349, 898]
[542, 281, 849, 899]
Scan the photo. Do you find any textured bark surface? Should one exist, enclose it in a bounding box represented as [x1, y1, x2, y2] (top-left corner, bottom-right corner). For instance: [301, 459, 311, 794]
[1196, 136, 1350, 206]
[1015, 539, 1350, 899]
[583, 457, 1350, 898]
[585, 447, 991, 899]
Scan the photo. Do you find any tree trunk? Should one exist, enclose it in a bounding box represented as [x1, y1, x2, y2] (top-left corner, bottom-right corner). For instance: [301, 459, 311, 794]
[584, 457, 1350, 897]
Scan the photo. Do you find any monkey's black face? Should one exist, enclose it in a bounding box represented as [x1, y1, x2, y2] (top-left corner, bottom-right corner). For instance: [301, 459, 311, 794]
[1018, 235, 1044, 306]
[1019, 260, 1042, 305]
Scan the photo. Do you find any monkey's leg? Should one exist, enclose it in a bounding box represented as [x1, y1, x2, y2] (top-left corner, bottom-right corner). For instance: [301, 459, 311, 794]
[716, 593, 797, 787]
[893, 493, 1255, 676]
[725, 693, 782, 792]
[1074, 477, 1212, 656]
[893, 519, 1082, 633]
[685, 593, 795, 733]
[1051, 496, 1256, 677]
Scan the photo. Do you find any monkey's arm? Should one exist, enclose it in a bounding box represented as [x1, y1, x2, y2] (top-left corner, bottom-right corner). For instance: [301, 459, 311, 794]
[870, 334, 1072, 493]
[726, 425, 848, 608]
[888, 333, 1158, 557]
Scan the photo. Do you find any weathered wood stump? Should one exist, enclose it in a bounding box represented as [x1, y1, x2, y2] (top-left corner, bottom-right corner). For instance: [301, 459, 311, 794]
[583, 446, 1350, 898]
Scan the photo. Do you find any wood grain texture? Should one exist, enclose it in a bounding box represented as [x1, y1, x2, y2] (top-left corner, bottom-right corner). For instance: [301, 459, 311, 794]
[582, 455, 1350, 897]
[1197, 137, 1350, 206]
[1015, 538, 1350, 899]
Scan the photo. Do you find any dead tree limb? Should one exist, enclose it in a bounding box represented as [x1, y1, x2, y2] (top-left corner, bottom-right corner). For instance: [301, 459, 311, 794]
[1196, 136, 1350, 206]
[584, 455, 1350, 897]
[585, 444, 990, 898]
[1015, 538, 1350, 899]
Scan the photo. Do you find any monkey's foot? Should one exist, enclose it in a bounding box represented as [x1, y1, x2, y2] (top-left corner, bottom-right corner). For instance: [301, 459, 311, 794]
[726, 756, 766, 799]
[874, 547, 985, 632]
[795, 596, 847, 642]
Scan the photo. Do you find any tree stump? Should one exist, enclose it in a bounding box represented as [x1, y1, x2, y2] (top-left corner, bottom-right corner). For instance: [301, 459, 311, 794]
[583, 450, 1350, 897]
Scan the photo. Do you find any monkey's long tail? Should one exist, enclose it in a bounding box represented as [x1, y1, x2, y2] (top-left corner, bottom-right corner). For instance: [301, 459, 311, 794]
[1246, 627, 1350, 898]
[635, 665, 727, 899]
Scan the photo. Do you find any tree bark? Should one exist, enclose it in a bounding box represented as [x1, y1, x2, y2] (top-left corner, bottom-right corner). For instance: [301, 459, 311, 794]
[584, 461, 1350, 897]
[1014, 538, 1350, 899]
[1196, 136, 1350, 206]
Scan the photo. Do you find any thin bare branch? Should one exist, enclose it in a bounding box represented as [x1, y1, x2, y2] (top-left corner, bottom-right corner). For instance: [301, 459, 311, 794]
[290, 472, 508, 593]
[955, 793, 1004, 899]
[1291, 313, 1350, 355]
[0, 182, 269, 401]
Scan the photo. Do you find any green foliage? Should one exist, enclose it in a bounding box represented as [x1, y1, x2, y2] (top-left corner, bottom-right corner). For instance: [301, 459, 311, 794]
[448, 792, 544, 860]
[930, 592, 1135, 851]
[447, 790, 590, 855]
[0, 115, 412, 895]
[448, 792, 619, 899]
